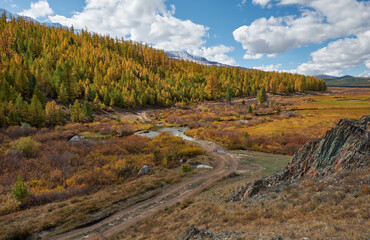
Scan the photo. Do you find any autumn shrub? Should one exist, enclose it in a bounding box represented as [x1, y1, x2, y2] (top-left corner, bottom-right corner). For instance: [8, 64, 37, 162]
[180, 164, 193, 173]
[4, 125, 37, 139]
[11, 137, 40, 158]
[178, 147, 205, 157]
[0, 193, 20, 215]
[21, 190, 68, 208]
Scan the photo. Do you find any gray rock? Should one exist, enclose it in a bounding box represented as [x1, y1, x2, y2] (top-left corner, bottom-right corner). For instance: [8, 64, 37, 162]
[216, 149, 226, 154]
[139, 165, 152, 175]
[68, 135, 85, 143]
[196, 164, 213, 169]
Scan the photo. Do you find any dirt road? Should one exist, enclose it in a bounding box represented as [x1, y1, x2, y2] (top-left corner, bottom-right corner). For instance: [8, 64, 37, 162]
[47, 116, 239, 240]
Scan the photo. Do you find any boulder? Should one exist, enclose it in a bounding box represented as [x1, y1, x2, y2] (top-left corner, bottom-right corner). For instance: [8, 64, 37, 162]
[196, 164, 213, 169]
[139, 165, 152, 175]
[216, 149, 226, 154]
[68, 135, 85, 143]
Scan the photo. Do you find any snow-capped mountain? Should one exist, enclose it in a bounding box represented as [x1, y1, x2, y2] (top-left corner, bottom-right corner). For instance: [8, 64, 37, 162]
[1, 8, 67, 29]
[165, 50, 227, 67]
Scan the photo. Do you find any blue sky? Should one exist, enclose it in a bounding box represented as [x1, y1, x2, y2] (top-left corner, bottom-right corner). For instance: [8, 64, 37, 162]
[1, 0, 370, 77]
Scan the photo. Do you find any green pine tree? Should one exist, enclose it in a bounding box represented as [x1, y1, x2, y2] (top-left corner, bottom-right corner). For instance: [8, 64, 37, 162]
[257, 87, 267, 105]
[28, 94, 45, 127]
[226, 87, 233, 104]
[70, 99, 82, 122]
[11, 176, 29, 202]
[82, 101, 93, 122]
[58, 83, 68, 103]
[247, 105, 253, 114]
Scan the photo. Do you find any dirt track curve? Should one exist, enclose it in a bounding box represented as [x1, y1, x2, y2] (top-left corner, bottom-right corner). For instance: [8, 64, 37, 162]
[46, 113, 240, 240]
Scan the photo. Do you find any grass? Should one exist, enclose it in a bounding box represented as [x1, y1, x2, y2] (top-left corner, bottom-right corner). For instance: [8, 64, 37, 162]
[0, 167, 191, 239]
[0, 117, 213, 239]
[235, 150, 291, 175]
[154, 87, 370, 154]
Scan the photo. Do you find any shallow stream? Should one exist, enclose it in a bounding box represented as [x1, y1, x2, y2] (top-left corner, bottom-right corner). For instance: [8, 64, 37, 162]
[135, 126, 195, 141]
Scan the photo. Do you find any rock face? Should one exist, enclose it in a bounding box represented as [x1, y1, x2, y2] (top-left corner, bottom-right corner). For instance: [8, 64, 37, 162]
[282, 115, 369, 179]
[230, 115, 369, 202]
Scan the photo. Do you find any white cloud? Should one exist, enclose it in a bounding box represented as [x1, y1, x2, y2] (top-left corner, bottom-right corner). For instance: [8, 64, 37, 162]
[48, 0, 208, 52]
[253, 64, 282, 71]
[252, 0, 272, 8]
[18, 0, 53, 19]
[243, 53, 263, 59]
[358, 70, 370, 77]
[233, 0, 370, 56]
[189, 45, 236, 65]
[296, 30, 370, 76]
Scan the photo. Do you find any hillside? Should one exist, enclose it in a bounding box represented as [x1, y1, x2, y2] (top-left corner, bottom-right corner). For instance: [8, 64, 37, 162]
[0, 14, 326, 128]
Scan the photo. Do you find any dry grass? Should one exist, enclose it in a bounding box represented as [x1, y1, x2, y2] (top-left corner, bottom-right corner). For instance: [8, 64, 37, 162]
[112, 150, 369, 240]
[0, 165, 214, 240]
[0, 118, 212, 239]
[154, 87, 370, 155]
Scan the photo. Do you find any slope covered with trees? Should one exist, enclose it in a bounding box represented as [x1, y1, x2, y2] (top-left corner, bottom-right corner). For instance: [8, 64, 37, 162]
[0, 14, 326, 127]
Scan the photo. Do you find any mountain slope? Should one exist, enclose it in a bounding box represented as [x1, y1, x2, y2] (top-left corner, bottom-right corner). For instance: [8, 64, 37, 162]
[0, 11, 326, 128]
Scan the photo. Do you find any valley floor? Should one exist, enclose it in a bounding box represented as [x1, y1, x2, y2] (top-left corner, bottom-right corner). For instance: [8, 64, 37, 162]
[0, 87, 369, 240]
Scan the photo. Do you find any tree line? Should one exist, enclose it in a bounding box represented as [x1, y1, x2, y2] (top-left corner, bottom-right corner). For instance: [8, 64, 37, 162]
[0, 14, 327, 127]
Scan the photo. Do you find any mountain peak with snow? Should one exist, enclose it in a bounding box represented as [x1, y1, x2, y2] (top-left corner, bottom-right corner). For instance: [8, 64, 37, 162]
[165, 50, 227, 67]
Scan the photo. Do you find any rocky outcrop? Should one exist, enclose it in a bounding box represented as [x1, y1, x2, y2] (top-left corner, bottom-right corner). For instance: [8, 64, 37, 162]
[283, 114, 369, 179]
[229, 115, 369, 202]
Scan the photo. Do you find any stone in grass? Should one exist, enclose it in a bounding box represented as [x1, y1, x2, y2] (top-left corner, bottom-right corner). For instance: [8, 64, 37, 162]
[196, 164, 213, 169]
[68, 135, 85, 143]
[139, 165, 152, 175]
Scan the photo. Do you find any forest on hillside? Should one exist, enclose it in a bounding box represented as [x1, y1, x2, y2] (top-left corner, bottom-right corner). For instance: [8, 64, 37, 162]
[0, 14, 326, 127]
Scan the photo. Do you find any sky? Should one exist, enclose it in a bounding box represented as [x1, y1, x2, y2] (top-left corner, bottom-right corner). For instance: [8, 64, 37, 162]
[1, 0, 370, 77]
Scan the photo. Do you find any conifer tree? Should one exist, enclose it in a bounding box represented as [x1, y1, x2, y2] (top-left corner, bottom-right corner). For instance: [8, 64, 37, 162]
[247, 105, 253, 114]
[28, 94, 45, 127]
[8, 110, 21, 125]
[11, 176, 29, 202]
[70, 100, 82, 122]
[0, 106, 5, 127]
[45, 101, 62, 125]
[226, 87, 233, 104]
[82, 101, 93, 122]
[58, 83, 68, 103]
[257, 87, 267, 105]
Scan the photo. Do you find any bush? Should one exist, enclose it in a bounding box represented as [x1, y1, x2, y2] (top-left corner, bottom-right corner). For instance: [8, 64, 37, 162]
[180, 164, 193, 173]
[178, 147, 205, 157]
[12, 176, 29, 202]
[0, 193, 20, 215]
[11, 137, 40, 158]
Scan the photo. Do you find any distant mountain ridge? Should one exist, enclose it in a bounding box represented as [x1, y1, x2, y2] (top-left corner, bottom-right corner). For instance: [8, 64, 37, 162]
[1, 8, 69, 29]
[315, 74, 370, 86]
[165, 50, 227, 67]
